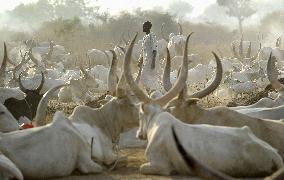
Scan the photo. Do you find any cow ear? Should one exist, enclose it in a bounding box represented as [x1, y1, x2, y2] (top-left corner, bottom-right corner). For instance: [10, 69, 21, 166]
[186, 98, 199, 106]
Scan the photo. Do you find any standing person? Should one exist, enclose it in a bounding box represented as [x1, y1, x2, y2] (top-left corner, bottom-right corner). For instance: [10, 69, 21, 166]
[139, 21, 161, 93]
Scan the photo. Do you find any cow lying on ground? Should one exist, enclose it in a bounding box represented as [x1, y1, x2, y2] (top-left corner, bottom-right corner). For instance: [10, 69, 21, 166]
[172, 126, 284, 180]
[69, 74, 140, 165]
[123, 33, 283, 177]
[0, 111, 102, 179]
[0, 84, 104, 179]
[137, 102, 282, 177]
[163, 52, 284, 158]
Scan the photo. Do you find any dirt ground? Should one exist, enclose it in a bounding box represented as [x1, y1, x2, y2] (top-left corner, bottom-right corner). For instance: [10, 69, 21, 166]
[50, 148, 198, 180]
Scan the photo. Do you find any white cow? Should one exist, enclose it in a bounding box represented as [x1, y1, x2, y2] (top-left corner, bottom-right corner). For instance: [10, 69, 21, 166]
[0, 85, 103, 179]
[163, 23, 186, 57]
[124, 33, 283, 177]
[0, 111, 102, 179]
[235, 105, 284, 120]
[58, 68, 99, 104]
[137, 104, 282, 177]
[87, 46, 125, 67]
[172, 126, 284, 180]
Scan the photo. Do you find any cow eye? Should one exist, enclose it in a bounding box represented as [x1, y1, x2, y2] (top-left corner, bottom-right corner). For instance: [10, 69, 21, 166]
[0, 111, 5, 115]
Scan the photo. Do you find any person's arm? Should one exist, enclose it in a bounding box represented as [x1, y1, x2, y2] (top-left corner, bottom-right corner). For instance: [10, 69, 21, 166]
[151, 50, 157, 69]
[151, 33, 158, 69]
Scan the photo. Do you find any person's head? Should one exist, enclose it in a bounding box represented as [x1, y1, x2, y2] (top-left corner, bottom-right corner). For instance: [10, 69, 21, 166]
[143, 21, 152, 33]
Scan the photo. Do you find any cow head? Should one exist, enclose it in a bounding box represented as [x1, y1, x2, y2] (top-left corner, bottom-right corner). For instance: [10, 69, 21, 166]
[18, 72, 45, 119]
[123, 32, 192, 140]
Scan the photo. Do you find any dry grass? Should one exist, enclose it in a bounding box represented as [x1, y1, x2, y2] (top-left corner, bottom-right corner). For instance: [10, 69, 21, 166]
[50, 148, 198, 180]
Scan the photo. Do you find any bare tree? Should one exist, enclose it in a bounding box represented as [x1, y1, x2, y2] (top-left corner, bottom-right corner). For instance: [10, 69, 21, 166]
[217, 0, 255, 35]
[168, 0, 193, 22]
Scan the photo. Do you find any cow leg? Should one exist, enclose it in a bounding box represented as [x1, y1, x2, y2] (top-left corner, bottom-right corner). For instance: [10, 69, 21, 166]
[140, 162, 172, 175]
[103, 148, 128, 168]
[0, 154, 23, 180]
[77, 155, 103, 174]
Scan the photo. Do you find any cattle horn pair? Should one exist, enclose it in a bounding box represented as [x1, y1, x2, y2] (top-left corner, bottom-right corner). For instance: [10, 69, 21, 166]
[18, 72, 45, 93]
[162, 49, 223, 99]
[124, 32, 193, 106]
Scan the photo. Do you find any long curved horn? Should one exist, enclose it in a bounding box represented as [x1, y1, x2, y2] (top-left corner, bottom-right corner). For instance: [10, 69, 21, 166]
[18, 72, 27, 93]
[43, 40, 54, 62]
[188, 52, 223, 99]
[172, 126, 233, 180]
[178, 23, 183, 35]
[28, 48, 40, 66]
[0, 43, 8, 86]
[36, 72, 45, 92]
[267, 53, 284, 91]
[12, 51, 30, 80]
[124, 33, 151, 103]
[135, 56, 143, 84]
[0, 153, 24, 180]
[248, 43, 261, 61]
[34, 84, 67, 126]
[161, 23, 169, 42]
[116, 73, 128, 98]
[246, 42, 252, 58]
[154, 33, 193, 106]
[108, 50, 118, 96]
[163, 48, 172, 91]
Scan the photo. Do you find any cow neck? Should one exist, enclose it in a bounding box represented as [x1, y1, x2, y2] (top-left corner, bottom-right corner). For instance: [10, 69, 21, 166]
[91, 101, 123, 143]
[145, 107, 163, 136]
[191, 104, 206, 123]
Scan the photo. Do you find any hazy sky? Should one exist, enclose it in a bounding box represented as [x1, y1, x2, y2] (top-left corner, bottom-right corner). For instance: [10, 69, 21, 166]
[0, 0, 215, 17]
[0, 0, 282, 27]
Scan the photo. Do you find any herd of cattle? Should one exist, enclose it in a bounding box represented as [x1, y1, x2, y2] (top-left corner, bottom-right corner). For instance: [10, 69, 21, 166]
[0, 23, 284, 179]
